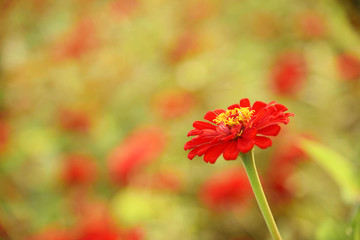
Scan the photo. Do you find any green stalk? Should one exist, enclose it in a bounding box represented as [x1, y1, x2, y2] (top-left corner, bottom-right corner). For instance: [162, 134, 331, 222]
[240, 149, 283, 240]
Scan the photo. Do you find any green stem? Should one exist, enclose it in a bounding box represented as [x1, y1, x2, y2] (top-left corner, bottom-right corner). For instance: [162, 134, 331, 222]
[240, 149, 283, 240]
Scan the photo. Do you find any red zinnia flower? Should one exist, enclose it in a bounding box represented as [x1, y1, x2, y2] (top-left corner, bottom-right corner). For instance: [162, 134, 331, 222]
[337, 53, 360, 81]
[0, 118, 9, 153]
[108, 126, 167, 185]
[53, 18, 98, 61]
[184, 98, 293, 163]
[297, 11, 327, 39]
[168, 31, 202, 64]
[61, 154, 97, 187]
[199, 168, 252, 212]
[270, 51, 307, 96]
[266, 135, 309, 204]
[59, 109, 91, 133]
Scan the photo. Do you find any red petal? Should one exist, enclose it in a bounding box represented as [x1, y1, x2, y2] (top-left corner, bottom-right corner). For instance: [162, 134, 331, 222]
[257, 125, 281, 136]
[193, 121, 216, 130]
[187, 129, 201, 136]
[251, 108, 268, 126]
[203, 109, 225, 122]
[254, 136, 272, 149]
[188, 149, 197, 160]
[213, 109, 226, 115]
[241, 128, 257, 139]
[204, 111, 217, 122]
[203, 143, 227, 164]
[237, 138, 254, 153]
[223, 141, 240, 160]
[184, 135, 215, 150]
[187, 144, 211, 159]
[275, 104, 288, 112]
[252, 101, 267, 112]
[240, 98, 251, 108]
[228, 103, 240, 110]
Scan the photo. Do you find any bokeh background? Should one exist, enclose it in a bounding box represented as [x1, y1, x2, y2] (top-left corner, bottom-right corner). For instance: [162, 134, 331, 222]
[1, 0, 360, 239]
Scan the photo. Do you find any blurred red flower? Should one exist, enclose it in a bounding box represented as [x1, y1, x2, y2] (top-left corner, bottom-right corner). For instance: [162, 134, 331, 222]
[151, 89, 196, 119]
[59, 109, 91, 133]
[54, 18, 98, 60]
[199, 168, 252, 212]
[184, 98, 293, 163]
[270, 52, 307, 96]
[0, 118, 9, 153]
[70, 199, 144, 240]
[74, 217, 120, 240]
[108, 126, 167, 185]
[297, 11, 327, 39]
[266, 137, 308, 204]
[168, 31, 202, 64]
[337, 53, 360, 81]
[0, 221, 10, 240]
[61, 154, 97, 187]
[121, 227, 144, 240]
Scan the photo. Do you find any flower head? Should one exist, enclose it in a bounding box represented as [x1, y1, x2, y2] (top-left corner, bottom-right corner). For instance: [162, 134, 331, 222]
[108, 126, 167, 185]
[184, 98, 293, 163]
[337, 53, 360, 81]
[270, 51, 307, 96]
[61, 154, 97, 187]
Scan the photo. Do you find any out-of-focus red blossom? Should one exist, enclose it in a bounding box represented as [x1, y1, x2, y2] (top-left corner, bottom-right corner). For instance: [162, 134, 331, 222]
[0, 222, 10, 240]
[110, 0, 138, 19]
[61, 154, 97, 187]
[270, 52, 307, 96]
[199, 168, 252, 212]
[0, 119, 9, 153]
[54, 18, 98, 60]
[59, 109, 91, 133]
[108, 126, 167, 185]
[185, 98, 293, 163]
[152, 89, 196, 119]
[27, 227, 71, 240]
[121, 227, 144, 240]
[70, 200, 144, 240]
[74, 217, 120, 240]
[297, 11, 327, 39]
[168, 31, 202, 64]
[266, 137, 308, 204]
[337, 53, 360, 81]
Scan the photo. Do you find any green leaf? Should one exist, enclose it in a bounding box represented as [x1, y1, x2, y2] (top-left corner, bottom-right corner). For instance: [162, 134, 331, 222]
[299, 138, 359, 203]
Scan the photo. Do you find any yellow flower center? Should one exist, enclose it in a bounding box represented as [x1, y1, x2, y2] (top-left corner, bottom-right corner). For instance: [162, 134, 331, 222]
[213, 107, 255, 127]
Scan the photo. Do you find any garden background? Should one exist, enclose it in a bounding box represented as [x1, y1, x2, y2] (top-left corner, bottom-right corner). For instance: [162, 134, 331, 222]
[1, 0, 360, 239]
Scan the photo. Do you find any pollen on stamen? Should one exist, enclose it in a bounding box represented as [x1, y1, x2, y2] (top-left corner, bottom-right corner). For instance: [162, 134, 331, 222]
[213, 107, 255, 127]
